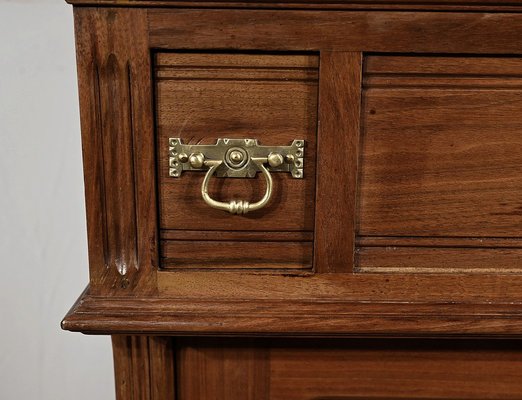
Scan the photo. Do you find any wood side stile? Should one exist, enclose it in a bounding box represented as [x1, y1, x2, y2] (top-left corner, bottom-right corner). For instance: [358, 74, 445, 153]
[112, 336, 175, 400]
[315, 51, 362, 273]
[74, 8, 158, 295]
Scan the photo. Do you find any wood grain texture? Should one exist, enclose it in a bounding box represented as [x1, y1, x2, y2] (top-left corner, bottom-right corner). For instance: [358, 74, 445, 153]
[74, 8, 157, 295]
[357, 247, 522, 274]
[176, 338, 522, 400]
[177, 338, 269, 400]
[161, 229, 314, 242]
[161, 240, 313, 269]
[156, 272, 522, 303]
[148, 10, 522, 54]
[112, 336, 175, 400]
[62, 284, 522, 336]
[357, 55, 522, 273]
[357, 236, 522, 249]
[156, 52, 318, 232]
[66, 0, 522, 12]
[314, 52, 361, 273]
[65, 6, 522, 340]
[156, 52, 318, 270]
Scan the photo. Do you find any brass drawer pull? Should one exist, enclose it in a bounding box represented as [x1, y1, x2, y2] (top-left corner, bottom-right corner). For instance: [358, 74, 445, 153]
[168, 138, 305, 215]
[202, 159, 272, 215]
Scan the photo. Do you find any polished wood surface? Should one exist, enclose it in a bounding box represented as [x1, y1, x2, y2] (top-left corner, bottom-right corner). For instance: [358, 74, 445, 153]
[314, 51, 361, 273]
[112, 336, 175, 400]
[73, 8, 158, 295]
[161, 240, 313, 269]
[357, 54, 522, 273]
[155, 52, 317, 269]
[156, 52, 317, 233]
[148, 10, 522, 53]
[64, 3, 522, 398]
[63, 286, 522, 336]
[64, 6, 522, 336]
[360, 55, 522, 237]
[176, 338, 522, 400]
[111, 336, 522, 399]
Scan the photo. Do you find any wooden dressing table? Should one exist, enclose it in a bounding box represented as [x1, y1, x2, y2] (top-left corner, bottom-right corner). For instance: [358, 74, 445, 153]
[62, 1, 522, 398]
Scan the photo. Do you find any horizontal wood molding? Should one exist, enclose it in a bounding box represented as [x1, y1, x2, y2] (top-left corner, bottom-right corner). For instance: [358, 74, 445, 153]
[148, 10, 522, 54]
[161, 240, 313, 269]
[161, 229, 314, 241]
[63, 286, 522, 336]
[357, 247, 522, 274]
[67, 0, 522, 12]
[156, 52, 319, 81]
[364, 55, 522, 89]
[155, 272, 522, 303]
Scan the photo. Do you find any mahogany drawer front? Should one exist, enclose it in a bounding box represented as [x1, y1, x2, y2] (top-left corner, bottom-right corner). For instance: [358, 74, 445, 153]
[155, 53, 318, 270]
[155, 52, 522, 274]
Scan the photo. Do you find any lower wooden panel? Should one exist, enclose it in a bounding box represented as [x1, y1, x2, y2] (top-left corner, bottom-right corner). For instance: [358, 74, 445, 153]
[177, 338, 522, 400]
[177, 339, 269, 400]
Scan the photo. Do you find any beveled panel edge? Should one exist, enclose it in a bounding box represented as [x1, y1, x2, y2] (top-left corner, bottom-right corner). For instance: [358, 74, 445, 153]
[66, 0, 522, 12]
[62, 286, 522, 336]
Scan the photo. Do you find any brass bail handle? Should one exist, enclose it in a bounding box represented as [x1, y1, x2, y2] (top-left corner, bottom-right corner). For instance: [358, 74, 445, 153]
[168, 138, 305, 216]
[201, 158, 273, 215]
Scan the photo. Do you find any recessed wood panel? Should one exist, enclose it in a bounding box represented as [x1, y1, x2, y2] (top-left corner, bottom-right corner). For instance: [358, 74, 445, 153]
[177, 338, 522, 400]
[155, 53, 318, 269]
[161, 240, 313, 269]
[357, 55, 522, 273]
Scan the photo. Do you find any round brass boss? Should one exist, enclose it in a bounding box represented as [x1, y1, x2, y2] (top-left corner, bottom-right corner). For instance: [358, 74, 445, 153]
[225, 147, 249, 169]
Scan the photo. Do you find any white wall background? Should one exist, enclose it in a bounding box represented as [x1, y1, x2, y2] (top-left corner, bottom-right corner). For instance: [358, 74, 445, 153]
[0, 0, 115, 399]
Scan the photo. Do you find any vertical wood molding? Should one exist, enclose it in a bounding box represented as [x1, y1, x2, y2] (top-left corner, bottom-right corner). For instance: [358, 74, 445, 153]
[112, 336, 175, 400]
[314, 51, 362, 273]
[74, 8, 158, 295]
[99, 53, 139, 277]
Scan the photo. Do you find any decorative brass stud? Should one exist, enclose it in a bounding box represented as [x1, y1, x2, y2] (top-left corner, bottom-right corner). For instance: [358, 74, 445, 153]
[267, 152, 284, 168]
[189, 153, 205, 168]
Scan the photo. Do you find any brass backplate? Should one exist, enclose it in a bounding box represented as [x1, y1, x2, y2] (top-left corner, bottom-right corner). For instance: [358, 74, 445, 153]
[168, 138, 305, 179]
